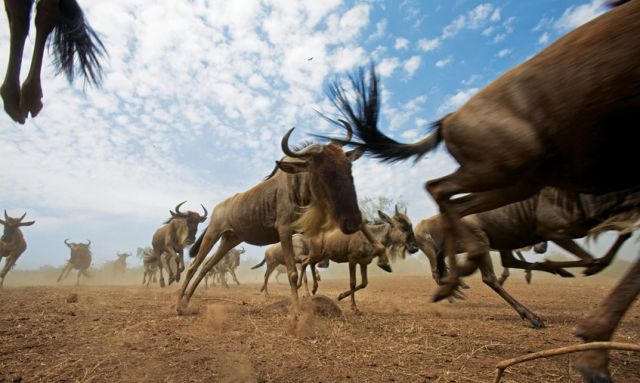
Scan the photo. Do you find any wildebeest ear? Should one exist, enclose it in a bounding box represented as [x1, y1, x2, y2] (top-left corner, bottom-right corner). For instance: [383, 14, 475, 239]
[276, 160, 308, 174]
[19, 220, 35, 226]
[346, 147, 364, 162]
[0, 218, 5, 225]
[377, 210, 392, 223]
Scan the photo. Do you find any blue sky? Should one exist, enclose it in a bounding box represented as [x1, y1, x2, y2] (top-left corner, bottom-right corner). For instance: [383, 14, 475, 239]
[1, 0, 636, 269]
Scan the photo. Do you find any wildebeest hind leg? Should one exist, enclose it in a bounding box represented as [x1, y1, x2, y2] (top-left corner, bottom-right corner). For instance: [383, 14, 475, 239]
[574, 253, 640, 382]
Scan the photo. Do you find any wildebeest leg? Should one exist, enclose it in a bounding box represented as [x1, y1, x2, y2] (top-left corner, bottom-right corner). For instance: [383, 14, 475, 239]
[76, 270, 82, 286]
[260, 261, 278, 297]
[156, 251, 167, 288]
[174, 249, 185, 283]
[582, 233, 631, 276]
[497, 266, 510, 286]
[19, 0, 57, 119]
[0, 255, 18, 288]
[516, 250, 532, 284]
[1, 0, 32, 124]
[338, 262, 369, 313]
[178, 228, 223, 303]
[164, 250, 178, 285]
[182, 232, 241, 305]
[416, 235, 442, 284]
[427, 174, 539, 301]
[573, 254, 640, 382]
[301, 265, 311, 297]
[57, 263, 72, 282]
[499, 250, 574, 278]
[277, 228, 300, 314]
[309, 262, 320, 295]
[221, 270, 229, 288]
[476, 253, 545, 328]
[229, 267, 240, 285]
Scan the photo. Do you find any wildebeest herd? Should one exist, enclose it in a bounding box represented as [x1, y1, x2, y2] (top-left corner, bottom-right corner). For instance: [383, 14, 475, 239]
[1, 0, 639, 382]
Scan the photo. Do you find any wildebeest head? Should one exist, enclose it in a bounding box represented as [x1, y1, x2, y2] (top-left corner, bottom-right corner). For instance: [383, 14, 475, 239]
[116, 252, 131, 260]
[378, 205, 419, 258]
[277, 125, 364, 236]
[166, 201, 208, 245]
[64, 238, 91, 252]
[0, 211, 35, 242]
[237, 246, 246, 255]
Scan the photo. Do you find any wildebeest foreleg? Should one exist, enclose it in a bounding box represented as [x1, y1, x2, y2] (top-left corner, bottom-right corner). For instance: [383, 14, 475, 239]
[174, 249, 185, 283]
[477, 253, 545, 329]
[182, 232, 241, 304]
[260, 262, 278, 297]
[416, 233, 442, 285]
[361, 225, 391, 272]
[573, 253, 640, 382]
[57, 263, 73, 283]
[497, 250, 532, 286]
[0, 0, 32, 123]
[338, 263, 368, 313]
[0, 255, 18, 287]
[229, 267, 240, 285]
[499, 250, 574, 278]
[277, 227, 301, 313]
[177, 228, 223, 305]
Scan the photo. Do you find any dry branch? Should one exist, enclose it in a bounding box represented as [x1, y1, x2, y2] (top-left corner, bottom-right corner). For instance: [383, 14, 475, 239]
[494, 342, 640, 383]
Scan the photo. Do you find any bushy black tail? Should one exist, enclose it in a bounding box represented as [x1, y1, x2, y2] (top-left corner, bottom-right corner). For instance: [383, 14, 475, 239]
[322, 65, 443, 163]
[50, 0, 106, 87]
[251, 257, 267, 269]
[189, 231, 205, 258]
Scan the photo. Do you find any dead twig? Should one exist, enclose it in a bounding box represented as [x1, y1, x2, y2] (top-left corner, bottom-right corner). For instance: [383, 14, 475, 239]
[494, 341, 640, 383]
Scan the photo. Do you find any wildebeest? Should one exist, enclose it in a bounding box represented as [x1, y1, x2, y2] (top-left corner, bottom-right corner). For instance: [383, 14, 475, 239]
[57, 239, 92, 285]
[0, 210, 35, 287]
[151, 201, 207, 288]
[497, 243, 548, 286]
[1, 0, 106, 124]
[136, 247, 158, 287]
[252, 234, 327, 296]
[328, 2, 639, 378]
[177, 126, 387, 314]
[204, 247, 245, 288]
[300, 208, 419, 312]
[109, 252, 131, 277]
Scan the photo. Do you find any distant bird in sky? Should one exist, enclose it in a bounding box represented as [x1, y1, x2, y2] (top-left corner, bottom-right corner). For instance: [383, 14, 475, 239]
[307, 57, 314, 61]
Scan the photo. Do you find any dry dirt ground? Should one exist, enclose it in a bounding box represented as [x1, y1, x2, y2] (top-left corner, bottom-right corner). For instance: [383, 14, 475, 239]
[1, 271, 639, 382]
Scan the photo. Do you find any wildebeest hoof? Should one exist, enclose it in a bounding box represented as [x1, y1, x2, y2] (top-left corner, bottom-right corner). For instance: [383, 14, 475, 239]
[525, 315, 545, 329]
[175, 274, 181, 282]
[583, 261, 608, 276]
[432, 278, 464, 302]
[576, 350, 612, 383]
[525, 270, 532, 284]
[159, 279, 166, 288]
[337, 292, 348, 301]
[556, 269, 575, 278]
[377, 263, 392, 273]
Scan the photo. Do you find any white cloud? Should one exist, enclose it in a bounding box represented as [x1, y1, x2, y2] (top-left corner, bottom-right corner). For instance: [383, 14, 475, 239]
[438, 88, 480, 114]
[369, 19, 388, 40]
[403, 56, 422, 77]
[538, 32, 550, 45]
[496, 48, 511, 57]
[462, 74, 482, 87]
[442, 3, 499, 39]
[378, 57, 401, 77]
[394, 37, 410, 50]
[491, 8, 501, 22]
[442, 15, 467, 39]
[435, 56, 453, 68]
[417, 37, 440, 52]
[554, 0, 606, 31]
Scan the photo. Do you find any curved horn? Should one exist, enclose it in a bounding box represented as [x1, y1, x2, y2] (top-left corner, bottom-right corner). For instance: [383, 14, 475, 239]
[240, 246, 245, 252]
[174, 201, 187, 216]
[4, 210, 8, 220]
[18, 212, 26, 221]
[85, 240, 91, 246]
[64, 238, 72, 248]
[200, 204, 208, 222]
[281, 128, 306, 158]
[395, 204, 400, 215]
[331, 119, 353, 147]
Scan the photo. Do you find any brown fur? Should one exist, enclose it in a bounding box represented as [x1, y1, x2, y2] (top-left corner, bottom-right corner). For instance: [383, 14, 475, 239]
[300, 210, 419, 312]
[151, 201, 207, 288]
[0, 211, 35, 287]
[176, 128, 370, 313]
[58, 239, 92, 285]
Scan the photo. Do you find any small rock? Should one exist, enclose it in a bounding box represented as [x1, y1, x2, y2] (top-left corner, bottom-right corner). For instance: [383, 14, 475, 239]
[66, 293, 78, 303]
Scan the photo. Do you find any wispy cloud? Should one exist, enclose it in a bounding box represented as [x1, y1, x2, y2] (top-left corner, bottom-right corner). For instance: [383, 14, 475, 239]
[538, 32, 550, 45]
[395, 37, 410, 50]
[438, 88, 479, 114]
[554, 0, 606, 31]
[417, 37, 440, 52]
[403, 56, 422, 78]
[435, 56, 453, 68]
[496, 48, 511, 58]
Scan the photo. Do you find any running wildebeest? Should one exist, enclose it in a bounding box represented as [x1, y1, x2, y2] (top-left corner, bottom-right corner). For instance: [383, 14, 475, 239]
[327, 2, 639, 379]
[0, 210, 35, 287]
[300, 208, 419, 312]
[136, 247, 158, 287]
[1, 0, 106, 124]
[109, 251, 130, 277]
[177, 126, 388, 314]
[151, 201, 207, 288]
[204, 247, 245, 288]
[58, 239, 91, 285]
[497, 243, 548, 286]
[252, 234, 327, 297]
